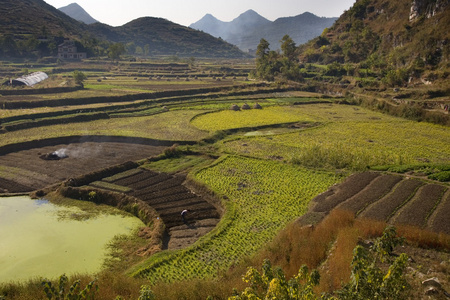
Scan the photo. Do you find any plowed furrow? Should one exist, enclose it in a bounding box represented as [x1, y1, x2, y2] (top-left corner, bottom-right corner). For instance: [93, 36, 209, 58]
[359, 178, 424, 221]
[337, 174, 403, 214]
[312, 172, 381, 213]
[392, 184, 447, 228]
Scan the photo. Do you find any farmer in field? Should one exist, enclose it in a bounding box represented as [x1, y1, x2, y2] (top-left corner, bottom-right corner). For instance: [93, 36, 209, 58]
[181, 209, 188, 222]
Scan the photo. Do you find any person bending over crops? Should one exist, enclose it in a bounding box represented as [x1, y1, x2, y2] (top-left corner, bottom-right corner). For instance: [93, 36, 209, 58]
[181, 209, 188, 222]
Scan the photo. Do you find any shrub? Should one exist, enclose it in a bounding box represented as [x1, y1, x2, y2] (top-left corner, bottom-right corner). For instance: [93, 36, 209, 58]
[428, 171, 450, 182]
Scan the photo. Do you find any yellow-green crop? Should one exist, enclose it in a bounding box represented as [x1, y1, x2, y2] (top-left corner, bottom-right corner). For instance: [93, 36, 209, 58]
[132, 156, 340, 283]
[191, 106, 315, 132]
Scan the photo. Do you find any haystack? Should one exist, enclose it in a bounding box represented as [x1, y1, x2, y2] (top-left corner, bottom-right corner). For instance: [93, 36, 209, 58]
[230, 104, 240, 111]
[253, 103, 262, 109]
[241, 103, 251, 110]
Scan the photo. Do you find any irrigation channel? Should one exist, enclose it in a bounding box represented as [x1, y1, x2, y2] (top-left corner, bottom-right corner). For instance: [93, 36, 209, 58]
[0, 195, 144, 283]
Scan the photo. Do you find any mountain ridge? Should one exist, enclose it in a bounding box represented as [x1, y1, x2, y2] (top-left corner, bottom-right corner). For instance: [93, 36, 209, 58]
[0, 0, 248, 58]
[190, 10, 337, 51]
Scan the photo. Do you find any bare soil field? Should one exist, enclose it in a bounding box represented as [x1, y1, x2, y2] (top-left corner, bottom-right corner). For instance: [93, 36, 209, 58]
[311, 172, 450, 235]
[91, 169, 221, 250]
[0, 136, 168, 193]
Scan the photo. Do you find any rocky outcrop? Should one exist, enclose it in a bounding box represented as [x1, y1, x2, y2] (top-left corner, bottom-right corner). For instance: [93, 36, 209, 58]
[410, 0, 449, 21]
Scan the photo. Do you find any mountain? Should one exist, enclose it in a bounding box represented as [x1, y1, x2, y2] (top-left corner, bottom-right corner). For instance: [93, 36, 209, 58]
[0, 0, 247, 58]
[190, 10, 337, 52]
[0, 0, 87, 38]
[88, 17, 247, 57]
[298, 0, 450, 70]
[58, 3, 98, 25]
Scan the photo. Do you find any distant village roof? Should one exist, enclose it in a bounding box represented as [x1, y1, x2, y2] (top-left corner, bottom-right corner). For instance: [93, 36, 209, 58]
[2, 71, 48, 87]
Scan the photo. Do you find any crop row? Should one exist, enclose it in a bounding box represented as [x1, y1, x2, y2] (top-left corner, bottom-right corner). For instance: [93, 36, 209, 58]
[312, 172, 380, 213]
[102, 168, 144, 183]
[99, 169, 220, 230]
[132, 156, 340, 283]
[336, 174, 403, 214]
[359, 178, 425, 221]
[310, 171, 449, 234]
[392, 184, 448, 228]
[221, 104, 450, 170]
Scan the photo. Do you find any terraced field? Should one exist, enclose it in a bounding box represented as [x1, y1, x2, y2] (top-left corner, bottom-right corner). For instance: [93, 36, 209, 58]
[310, 172, 449, 235]
[0, 136, 170, 193]
[90, 169, 221, 250]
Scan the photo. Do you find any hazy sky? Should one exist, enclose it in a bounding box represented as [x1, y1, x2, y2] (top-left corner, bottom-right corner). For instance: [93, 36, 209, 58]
[43, 0, 356, 27]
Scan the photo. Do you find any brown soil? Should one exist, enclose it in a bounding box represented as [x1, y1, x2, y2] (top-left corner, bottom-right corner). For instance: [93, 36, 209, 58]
[429, 189, 450, 234]
[100, 169, 220, 250]
[311, 172, 381, 213]
[359, 178, 425, 222]
[310, 172, 450, 236]
[391, 184, 448, 228]
[336, 174, 403, 215]
[0, 138, 167, 193]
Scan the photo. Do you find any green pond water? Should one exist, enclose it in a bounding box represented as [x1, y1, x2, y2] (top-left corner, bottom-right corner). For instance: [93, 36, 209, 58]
[0, 196, 144, 283]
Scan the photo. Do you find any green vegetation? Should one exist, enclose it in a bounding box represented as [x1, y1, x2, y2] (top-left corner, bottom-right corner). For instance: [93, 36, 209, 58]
[72, 70, 87, 86]
[141, 155, 213, 174]
[253, 35, 303, 81]
[0, 1, 449, 294]
[220, 104, 450, 170]
[131, 156, 340, 283]
[230, 226, 409, 300]
[191, 106, 315, 132]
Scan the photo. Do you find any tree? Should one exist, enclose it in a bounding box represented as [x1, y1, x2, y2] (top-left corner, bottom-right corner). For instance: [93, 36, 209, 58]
[254, 39, 281, 81]
[280, 35, 297, 61]
[73, 70, 87, 86]
[108, 43, 125, 60]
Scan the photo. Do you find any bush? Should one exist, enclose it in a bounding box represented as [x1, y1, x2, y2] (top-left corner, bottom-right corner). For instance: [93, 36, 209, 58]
[428, 171, 450, 182]
[230, 226, 410, 300]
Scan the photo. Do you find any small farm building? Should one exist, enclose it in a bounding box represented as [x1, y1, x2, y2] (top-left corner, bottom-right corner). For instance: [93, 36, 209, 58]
[58, 40, 86, 60]
[2, 71, 48, 87]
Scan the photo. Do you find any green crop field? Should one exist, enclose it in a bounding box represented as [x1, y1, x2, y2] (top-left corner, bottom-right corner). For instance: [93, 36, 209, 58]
[131, 155, 340, 283]
[191, 106, 316, 132]
[219, 104, 450, 170]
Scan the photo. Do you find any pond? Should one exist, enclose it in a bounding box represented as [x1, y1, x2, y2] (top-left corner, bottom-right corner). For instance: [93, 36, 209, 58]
[0, 196, 144, 283]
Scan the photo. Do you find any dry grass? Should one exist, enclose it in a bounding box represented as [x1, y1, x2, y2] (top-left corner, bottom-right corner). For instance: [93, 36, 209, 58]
[2, 208, 448, 300]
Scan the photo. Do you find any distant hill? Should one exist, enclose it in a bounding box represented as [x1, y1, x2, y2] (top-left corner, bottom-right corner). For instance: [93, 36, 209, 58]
[58, 3, 98, 25]
[0, 0, 247, 58]
[88, 17, 247, 58]
[190, 10, 337, 52]
[0, 0, 87, 38]
[298, 0, 450, 71]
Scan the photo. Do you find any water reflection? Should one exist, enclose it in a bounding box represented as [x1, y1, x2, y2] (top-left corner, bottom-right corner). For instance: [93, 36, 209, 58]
[0, 196, 143, 283]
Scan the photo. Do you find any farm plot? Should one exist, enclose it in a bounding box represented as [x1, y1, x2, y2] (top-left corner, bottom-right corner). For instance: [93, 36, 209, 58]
[391, 184, 448, 228]
[359, 178, 425, 221]
[0, 110, 208, 148]
[191, 106, 316, 132]
[131, 156, 340, 283]
[429, 190, 450, 234]
[336, 174, 403, 214]
[311, 172, 450, 235]
[95, 169, 220, 250]
[0, 139, 167, 193]
[221, 104, 450, 170]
